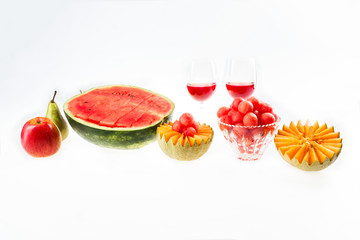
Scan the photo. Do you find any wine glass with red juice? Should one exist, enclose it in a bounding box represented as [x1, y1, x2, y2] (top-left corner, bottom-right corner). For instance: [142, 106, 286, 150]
[225, 58, 256, 99]
[187, 60, 217, 104]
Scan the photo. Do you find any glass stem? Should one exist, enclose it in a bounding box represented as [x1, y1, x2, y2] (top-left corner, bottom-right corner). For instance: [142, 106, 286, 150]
[199, 102, 205, 111]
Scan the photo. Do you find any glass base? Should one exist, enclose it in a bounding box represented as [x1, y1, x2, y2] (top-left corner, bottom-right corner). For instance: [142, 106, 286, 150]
[237, 154, 263, 161]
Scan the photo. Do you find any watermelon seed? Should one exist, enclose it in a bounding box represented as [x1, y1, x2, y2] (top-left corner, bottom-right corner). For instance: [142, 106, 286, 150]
[154, 103, 162, 109]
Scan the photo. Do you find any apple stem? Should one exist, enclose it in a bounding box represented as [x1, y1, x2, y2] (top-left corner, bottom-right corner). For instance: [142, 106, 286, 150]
[51, 91, 57, 103]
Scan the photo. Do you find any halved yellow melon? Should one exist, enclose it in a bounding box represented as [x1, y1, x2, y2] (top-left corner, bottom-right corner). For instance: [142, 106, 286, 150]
[157, 122, 213, 161]
[274, 120, 342, 171]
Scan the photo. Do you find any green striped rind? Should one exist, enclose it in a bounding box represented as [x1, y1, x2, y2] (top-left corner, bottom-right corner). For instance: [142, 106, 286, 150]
[63, 85, 175, 149]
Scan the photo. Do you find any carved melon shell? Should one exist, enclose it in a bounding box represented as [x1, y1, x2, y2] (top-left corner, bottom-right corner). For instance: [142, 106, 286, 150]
[274, 120, 342, 171]
[156, 126, 213, 161]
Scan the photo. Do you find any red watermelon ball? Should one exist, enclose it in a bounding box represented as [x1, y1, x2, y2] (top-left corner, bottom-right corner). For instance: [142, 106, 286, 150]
[249, 127, 265, 138]
[183, 127, 196, 137]
[220, 115, 232, 124]
[172, 120, 183, 133]
[226, 110, 236, 123]
[243, 112, 258, 126]
[247, 96, 261, 110]
[228, 110, 244, 124]
[259, 102, 273, 113]
[179, 113, 194, 127]
[259, 112, 276, 125]
[232, 123, 247, 139]
[230, 98, 244, 111]
[217, 106, 231, 118]
[238, 100, 254, 114]
[219, 115, 232, 130]
[253, 110, 261, 119]
[192, 121, 200, 133]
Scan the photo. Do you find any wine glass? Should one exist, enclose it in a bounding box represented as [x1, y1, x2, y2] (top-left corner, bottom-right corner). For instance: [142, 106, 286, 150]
[224, 58, 257, 99]
[187, 60, 217, 106]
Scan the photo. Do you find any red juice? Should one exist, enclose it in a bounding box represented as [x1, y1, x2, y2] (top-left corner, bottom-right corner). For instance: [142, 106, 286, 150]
[226, 82, 255, 98]
[187, 83, 216, 101]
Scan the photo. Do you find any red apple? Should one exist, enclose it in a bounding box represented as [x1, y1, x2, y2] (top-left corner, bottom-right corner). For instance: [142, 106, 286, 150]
[21, 117, 61, 158]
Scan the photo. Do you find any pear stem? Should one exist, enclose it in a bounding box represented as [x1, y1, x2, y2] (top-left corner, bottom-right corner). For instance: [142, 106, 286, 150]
[51, 90, 57, 103]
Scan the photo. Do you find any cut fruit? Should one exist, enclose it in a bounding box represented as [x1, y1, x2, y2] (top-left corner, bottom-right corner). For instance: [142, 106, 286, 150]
[157, 122, 213, 161]
[274, 121, 342, 171]
[64, 85, 174, 149]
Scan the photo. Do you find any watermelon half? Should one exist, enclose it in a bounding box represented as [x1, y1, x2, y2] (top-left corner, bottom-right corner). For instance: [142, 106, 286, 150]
[63, 85, 175, 149]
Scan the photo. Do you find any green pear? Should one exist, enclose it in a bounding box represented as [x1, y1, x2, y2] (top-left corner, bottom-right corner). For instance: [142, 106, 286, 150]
[46, 91, 69, 141]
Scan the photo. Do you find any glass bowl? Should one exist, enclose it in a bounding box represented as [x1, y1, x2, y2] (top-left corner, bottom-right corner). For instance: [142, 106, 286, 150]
[218, 116, 281, 161]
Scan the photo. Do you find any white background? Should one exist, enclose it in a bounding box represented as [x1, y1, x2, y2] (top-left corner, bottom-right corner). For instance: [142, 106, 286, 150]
[1, 0, 360, 239]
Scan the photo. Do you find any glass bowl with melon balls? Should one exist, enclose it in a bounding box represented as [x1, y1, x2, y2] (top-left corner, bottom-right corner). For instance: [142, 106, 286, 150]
[217, 97, 280, 161]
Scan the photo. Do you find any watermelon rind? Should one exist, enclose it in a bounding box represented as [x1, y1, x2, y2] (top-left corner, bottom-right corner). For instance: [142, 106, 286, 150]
[63, 85, 175, 149]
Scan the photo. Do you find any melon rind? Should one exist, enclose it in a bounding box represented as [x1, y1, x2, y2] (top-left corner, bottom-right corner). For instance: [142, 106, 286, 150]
[63, 85, 175, 149]
[156, 127, 213, 161]
[279, 150, 338, 171]
[274, 120, 342, 171]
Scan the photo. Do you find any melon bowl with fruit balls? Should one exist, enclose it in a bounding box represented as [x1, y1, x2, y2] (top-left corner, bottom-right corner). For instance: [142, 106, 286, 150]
[217, 97, 280, 161]
[157, 113, 213, 161]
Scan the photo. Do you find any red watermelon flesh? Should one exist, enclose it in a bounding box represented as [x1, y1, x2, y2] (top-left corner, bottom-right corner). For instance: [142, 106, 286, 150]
[69, 94, 107, 120]
[89, 95, 151, 125]
[114, 95, 163, 127]
[97, 93, 136, 126]
[141, 95, 173, 115]
[67, 86, 173, 128]
[115, 109, 150, 127]
[133, 112, 160, 127]
[99, 106, 133, 127]
[113, 95, 172, 127]
[86, 96, 125, 124]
